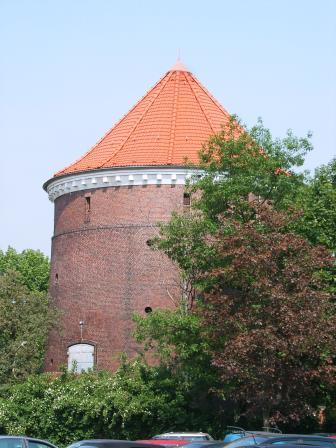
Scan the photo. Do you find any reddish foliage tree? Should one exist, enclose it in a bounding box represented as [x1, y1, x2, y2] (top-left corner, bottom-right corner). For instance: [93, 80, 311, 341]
[202, 205, 336, 426]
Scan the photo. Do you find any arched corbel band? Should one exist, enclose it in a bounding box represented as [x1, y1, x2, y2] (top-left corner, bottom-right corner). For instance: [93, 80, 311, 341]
[44, 167, 203, 202]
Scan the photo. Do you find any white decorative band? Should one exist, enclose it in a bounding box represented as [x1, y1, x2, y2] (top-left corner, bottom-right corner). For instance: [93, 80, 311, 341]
[46, 167, 201, 202]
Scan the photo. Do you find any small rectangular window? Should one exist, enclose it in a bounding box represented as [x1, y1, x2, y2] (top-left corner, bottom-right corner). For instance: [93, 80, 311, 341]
[84, 196, 91, 222]
[85, 196, 91, 212]
[183, 193, 191, 206]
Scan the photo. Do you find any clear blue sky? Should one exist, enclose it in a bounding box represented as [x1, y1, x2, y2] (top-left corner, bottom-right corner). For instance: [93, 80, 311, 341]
[1, 0, 335, 256]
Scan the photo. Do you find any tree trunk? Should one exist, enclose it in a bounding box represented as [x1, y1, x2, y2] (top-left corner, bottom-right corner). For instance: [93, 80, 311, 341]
[262, 409, 270, 430]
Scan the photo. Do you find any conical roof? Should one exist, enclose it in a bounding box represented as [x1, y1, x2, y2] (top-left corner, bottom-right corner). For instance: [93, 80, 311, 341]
[55, 62, 231, 177]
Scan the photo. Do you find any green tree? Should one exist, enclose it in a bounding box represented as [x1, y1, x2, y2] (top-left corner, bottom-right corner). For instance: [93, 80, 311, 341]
[290, 157, 336, 295]
[155, 118, 313, 295]
[0, 271, 56, 386]
[151, 119, 335, 426]
[0, 247, 50, 293]
[133, 308, 228, 434]
[192, 117, 311, 222]
[293, 158, 336, 251]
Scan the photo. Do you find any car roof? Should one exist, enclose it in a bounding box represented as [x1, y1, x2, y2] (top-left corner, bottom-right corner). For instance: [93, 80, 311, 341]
[137, 441, 189, 445]
[232, 435, 273, 438]
[155, 435, 210, 437]
[180, 444, 218, 448]
[259, 436, 336, 447]
[225, 428, 281, 435]
[257, 445, 327, 448]
[244, 433, 279, 436]
[181, 444, 217, 446]
[72, 441, 152, 444]
[69, 441, 156, 448]
[262, 435, 336, 441]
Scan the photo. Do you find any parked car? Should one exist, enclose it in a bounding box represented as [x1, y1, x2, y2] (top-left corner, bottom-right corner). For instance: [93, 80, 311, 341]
[183, 439, 269, 448]
[68, 441, 158, 448]
[224, 428, 281, 443]
[258, 445, 327, 448]
[225, 436, 279, 448]
[175, 443, 217, 448]
[260, 436, 336, 447]
[152, 434, 214, 442]
[177, 443, 221, 448]
[0, 436, 57, 448]
[136, 441, 190, 447]
[200, 437, 276, 448]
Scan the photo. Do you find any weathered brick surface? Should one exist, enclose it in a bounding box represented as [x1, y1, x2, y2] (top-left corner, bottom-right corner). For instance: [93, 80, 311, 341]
[45, 184, 185, 372]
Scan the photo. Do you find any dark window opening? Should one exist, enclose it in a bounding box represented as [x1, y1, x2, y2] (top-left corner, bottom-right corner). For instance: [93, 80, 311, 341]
[50, 358, 53, 365]
[84, 196, 91, 222]
[146, 239, 154, 247]
[55, 273, 59, 284]
[183, 193, 191, 206]
[85, 196, 91, 212]
[145, 306, 153, 314]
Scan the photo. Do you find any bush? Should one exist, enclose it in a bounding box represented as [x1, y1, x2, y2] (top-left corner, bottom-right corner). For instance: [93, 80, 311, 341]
[0, 360, 189, 447]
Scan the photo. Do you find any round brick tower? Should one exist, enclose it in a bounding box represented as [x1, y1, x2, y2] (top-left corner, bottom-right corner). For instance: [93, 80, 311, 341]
[43, 60, 231, 372]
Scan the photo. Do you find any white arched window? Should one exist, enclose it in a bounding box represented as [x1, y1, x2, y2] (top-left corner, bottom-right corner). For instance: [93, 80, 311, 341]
[67, 343, 94, 372]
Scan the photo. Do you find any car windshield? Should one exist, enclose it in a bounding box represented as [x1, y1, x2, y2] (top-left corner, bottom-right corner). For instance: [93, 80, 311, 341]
[224, 437, 268, 448]
[224, 436, 243, 443]
[0, 440, 24, 448]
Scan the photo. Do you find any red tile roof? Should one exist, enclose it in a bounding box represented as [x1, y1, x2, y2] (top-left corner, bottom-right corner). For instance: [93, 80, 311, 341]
[55, 62, 231, 177]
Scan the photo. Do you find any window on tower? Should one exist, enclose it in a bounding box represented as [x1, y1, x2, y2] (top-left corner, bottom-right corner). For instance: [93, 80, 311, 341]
[84, 196, 91, 222]
[67, 343, 95, 373]
[183, 192, 191, 206]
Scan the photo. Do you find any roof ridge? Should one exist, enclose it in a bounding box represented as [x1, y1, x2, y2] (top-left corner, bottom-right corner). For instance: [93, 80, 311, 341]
[55, 71, 169, 176]
[167, 71, 180, 164]
[101, 71, 173, 168]
[184, 71, 216, 134]
[190, 72, 231, 119]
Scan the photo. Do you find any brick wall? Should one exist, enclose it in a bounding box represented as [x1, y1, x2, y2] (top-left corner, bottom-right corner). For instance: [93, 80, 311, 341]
[45, 184, 185, 371]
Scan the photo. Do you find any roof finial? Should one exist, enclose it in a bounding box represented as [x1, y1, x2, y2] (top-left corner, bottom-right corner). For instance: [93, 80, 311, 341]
[169, 51, 188, 72]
